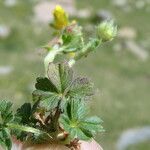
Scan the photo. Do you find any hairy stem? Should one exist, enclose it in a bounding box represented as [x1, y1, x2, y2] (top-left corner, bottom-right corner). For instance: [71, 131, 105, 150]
[50, 100, 61, 132]
[44, 45, 64, 75]
[68, 39, 101, 67]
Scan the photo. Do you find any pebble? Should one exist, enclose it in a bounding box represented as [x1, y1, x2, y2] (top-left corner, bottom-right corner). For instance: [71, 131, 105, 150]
[4, 0, 17, 7]
[0, 25, 10, 39]
[135, 0, 145, 9]
[118, 27, 137, 40]
[125, 40, 149, 61]
[112, 0, 128, 7]
[76, 9, 91, 19]
[0, 66, 13, 75]
[117, 127, 150, 150]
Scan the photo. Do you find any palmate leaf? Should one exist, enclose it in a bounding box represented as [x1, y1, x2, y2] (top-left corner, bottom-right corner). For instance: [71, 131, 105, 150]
[60, 99, 103, 141]
[32, 63, 93, 111]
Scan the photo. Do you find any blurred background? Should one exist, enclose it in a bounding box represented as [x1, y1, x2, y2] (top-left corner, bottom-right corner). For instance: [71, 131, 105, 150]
[0, 0, 150, 149]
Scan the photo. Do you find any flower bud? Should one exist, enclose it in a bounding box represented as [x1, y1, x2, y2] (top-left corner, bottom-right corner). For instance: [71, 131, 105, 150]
[97, 20, 117, 42]
[52, 5, 69, 30]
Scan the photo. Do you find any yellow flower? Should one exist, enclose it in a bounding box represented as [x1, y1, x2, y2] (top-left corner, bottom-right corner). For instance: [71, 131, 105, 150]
[68, 52, 76, 58]
[52, 5, 69, 30]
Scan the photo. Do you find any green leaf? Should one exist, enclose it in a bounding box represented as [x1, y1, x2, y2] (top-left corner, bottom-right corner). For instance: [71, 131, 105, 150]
[0, 100, 13, 150]
[0, 100, 13, 124]
[3, 128, 12, 150]
[39, 93, 60, 110]
[66, 98, 88, 121]
[60, 99, 103, 141]
[35, 77, 58, 93]
[33, 63, 74, 110]
[81, 117, 104, 135]
[47, 63, 73, 93]
[32, 90, 60, 111]
[0, 128, 12, 150]
[67, 77, 93, 100]
[16, 103, 32, 124]
[33, 63, 93, 112]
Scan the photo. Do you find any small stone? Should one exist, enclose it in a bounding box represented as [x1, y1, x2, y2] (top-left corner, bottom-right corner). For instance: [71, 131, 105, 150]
[4, 0, 17, 7]
[125, 40, 149, 61]
[112, 0, 128, 7]
[146, 0, 150, 4]
[117, 127, 150, 150]
[135, 0, 145, 9]
[0, 25, 10, 39]
[76, 9, 91, 19]
[0, 66, 13, 75]
[118, 27, 137, 40]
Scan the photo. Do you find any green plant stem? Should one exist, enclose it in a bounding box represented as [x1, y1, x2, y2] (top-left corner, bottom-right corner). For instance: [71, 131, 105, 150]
[50, 100, 61, 132]
[68, 39, 101, 67]
[44, 45, 64, 75]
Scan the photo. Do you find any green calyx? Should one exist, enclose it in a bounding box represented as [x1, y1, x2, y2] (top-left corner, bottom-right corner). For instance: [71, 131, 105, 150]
[97, 20, 117, 42]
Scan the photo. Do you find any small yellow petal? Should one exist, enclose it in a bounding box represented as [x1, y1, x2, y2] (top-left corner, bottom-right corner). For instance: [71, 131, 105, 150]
[68, 52, 76, 58]
[52, 5, 69, 30]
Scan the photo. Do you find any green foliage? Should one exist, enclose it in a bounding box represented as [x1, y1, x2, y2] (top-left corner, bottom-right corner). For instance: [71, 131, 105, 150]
[13, 103, 32, 141]
[47, 63, 73, 93]
[0, 102, 22, 150]
[0, 100, 13, 150]
[0, 100, 50, 149]
[0, 4, 117, 149]
[0, 100, 13, 125]
[60, 99, 103, 141]
[62, 24, 84, 53]
[32, 63, 93, 111]
[16, 103, 32, 124]
[32, 89, 60, 111]
[67, 77, 93, 99]
[0, 128, 12, 150]
[35, 77, 58, 93]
